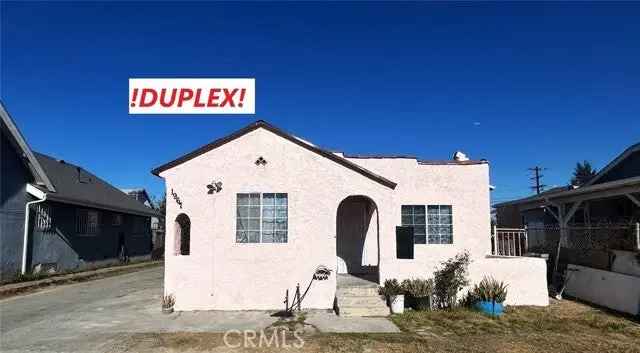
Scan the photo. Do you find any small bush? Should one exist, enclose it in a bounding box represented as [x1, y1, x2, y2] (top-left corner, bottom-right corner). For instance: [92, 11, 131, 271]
[433, 251, 471, 309]
[402, 278, 434, 298]
[402, 278, 434, 311]
[162, 294, 176, 309]
[472, 276, 508, 303]
[379, 279, 403, 298]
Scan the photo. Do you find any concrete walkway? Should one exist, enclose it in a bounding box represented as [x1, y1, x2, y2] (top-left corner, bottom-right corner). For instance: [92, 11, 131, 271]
[0, 266, 398, 353]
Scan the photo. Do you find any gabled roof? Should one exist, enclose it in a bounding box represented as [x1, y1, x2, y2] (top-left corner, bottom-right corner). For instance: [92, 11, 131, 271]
[151, 120, 398, 189]
[0, 101, 55, 192]
[583, 142, 640, 187]
[34, 153, 158, 217]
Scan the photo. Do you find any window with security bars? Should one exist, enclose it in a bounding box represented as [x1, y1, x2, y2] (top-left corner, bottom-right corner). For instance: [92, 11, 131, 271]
[401, 205, 426, 244]
[236, 193, 288, 243]
[76, 209, 99, 236]
[427, 205, 453, 244]
[35, 204, 53, 232]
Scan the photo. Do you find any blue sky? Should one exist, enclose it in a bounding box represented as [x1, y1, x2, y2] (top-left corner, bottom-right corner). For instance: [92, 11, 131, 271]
[2, 2, 639, 203]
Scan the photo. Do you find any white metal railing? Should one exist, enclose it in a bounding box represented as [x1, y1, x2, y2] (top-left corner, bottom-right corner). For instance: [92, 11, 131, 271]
[491, 226, 528, 256]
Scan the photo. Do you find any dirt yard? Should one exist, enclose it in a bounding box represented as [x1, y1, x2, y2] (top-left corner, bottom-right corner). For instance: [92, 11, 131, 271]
[118, 299, 640, 353]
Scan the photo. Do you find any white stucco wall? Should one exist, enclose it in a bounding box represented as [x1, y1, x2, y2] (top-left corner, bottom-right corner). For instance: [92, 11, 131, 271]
[160, 127, 548, 311]
[161, 128, 393, 310]
[473, 256, 549, 306]
[565, 264, 640, 315]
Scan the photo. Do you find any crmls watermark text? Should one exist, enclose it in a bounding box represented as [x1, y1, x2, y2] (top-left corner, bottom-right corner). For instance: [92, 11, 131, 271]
[223, 329, 305, 349]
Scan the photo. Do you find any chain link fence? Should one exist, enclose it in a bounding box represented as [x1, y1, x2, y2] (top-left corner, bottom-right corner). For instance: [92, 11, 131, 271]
[527, 222, 640, 285]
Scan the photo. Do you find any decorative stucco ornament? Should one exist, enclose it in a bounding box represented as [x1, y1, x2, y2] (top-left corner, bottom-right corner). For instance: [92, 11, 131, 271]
[255, 156, 267, 166]
[207, 181, 223, 194]
[171, 188, 183, 209]
[313, 265, 332, 281]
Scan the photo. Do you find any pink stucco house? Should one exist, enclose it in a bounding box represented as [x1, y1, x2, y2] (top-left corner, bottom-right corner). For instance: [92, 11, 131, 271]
[152, 121, 548, 313]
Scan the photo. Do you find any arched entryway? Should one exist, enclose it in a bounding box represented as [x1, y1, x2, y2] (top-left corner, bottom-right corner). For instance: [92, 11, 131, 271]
[174, 213, 191, 256]
[336, 195, 379, 283]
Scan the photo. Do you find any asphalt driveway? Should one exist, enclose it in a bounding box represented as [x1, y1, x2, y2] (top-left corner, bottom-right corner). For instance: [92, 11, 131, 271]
[0, 266, 280, 353]
[0, 265, 397, 353]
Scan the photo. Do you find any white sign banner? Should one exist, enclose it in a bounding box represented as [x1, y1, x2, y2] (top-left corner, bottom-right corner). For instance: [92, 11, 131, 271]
[129, 78, 255, 114]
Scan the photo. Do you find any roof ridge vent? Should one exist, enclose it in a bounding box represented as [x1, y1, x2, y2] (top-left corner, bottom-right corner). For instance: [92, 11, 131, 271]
[453, 151, 469, 162]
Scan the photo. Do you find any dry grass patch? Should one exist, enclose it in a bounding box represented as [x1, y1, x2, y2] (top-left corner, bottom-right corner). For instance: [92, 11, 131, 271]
[118, 300, 640, 353]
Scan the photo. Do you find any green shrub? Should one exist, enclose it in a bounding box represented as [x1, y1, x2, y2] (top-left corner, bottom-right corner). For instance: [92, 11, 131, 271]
[434, 252, 471, 309]
[472, 276, 508, 303]
[379, 279, 403, 298]
[401, 278, 434, 298]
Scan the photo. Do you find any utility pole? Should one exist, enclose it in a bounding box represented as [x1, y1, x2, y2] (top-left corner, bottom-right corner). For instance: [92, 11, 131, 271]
[528, 166, 547, 194]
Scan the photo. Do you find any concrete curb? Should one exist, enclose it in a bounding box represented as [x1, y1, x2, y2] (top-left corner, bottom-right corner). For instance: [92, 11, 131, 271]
[0, 260, 163, 299]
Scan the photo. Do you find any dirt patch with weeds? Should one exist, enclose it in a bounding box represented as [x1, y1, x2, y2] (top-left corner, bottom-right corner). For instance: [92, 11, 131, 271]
[115, 300, 640, 353]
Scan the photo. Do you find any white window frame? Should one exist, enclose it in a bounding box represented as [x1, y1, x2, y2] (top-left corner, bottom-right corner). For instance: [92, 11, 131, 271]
[236, 193, 288, 243]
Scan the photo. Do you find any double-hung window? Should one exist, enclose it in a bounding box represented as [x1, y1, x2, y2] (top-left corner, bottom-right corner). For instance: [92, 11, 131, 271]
[401, 204, 453, 244]
[236, 193, 288, 243]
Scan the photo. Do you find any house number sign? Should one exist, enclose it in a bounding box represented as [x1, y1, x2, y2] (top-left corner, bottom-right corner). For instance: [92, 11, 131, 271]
[171, 189, 183, 209]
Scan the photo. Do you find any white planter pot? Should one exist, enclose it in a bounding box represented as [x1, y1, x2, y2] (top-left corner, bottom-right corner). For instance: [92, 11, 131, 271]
[390, 295, 405, 314]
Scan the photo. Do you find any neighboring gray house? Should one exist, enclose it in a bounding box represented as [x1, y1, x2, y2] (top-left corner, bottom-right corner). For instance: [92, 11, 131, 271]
[0, 102, 157, 282]
[120, 187, 165, 251]
[495, 142, 640, 230]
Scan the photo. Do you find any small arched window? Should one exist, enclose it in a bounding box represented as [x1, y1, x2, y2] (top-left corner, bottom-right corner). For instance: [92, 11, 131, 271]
[174, 213, 191, 255]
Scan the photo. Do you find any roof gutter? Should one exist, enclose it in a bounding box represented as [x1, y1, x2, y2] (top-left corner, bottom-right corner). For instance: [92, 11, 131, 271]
[22, 184, 47, 275]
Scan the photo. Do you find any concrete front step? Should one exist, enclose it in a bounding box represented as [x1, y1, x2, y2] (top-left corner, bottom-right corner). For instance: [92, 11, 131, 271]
[336, 286, 380, 297]
[337, 294, 387, 307]
[338, 305, 390, 317]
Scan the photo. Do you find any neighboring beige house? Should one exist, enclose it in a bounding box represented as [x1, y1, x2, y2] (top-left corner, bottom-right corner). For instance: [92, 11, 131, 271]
[152, 121, 548, 313]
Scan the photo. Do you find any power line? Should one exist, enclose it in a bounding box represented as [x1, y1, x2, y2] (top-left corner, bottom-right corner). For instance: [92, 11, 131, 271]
[528, 166, 547, 195]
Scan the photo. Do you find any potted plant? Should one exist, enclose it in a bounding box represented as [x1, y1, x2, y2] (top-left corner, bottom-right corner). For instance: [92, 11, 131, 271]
[402, 278, 434, 311]
[471, 276, 508, 317]
[379, 279, 404, 314]
[162, 294, 175, 314]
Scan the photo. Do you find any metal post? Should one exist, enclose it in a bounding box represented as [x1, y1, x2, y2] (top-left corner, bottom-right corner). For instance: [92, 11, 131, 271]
[524, 225, 529, 254]
[510, 232, 514, 256]
[636, 223, 640, 251]
[491, 225, 496, 255]
[553, 205, 566, 282]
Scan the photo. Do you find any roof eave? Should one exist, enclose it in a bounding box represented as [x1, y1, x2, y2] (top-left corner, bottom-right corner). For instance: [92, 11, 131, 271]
[45, 193, 161, 217]
[494, 176, 640, 208]
[583, 142, 640, 187]
[151, 120, 397, 189]
[0, 101, 56, 192]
